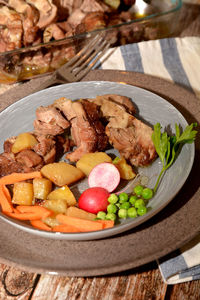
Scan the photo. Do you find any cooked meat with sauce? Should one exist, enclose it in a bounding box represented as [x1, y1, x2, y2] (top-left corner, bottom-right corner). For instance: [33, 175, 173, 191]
[0, 133, 70, 177]
[54, 97, 108, 162]
[80, 99, 108, 151]
[106, 118, 157, 167]
[0, 93, 157, 178]
[0, 0, 159, 82]
[87, 94, 157, 167]
[34, 105, 70, 136]
[0, 0, 136, 54]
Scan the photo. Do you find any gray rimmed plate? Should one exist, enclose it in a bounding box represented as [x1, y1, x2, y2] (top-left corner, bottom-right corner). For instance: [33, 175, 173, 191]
[0, 81, 195, 240]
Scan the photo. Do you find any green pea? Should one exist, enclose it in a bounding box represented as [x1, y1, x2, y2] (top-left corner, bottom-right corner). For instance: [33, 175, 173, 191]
[142, 188, 153, 200]
[97, 211, 106, 220]
[119, 192, 129, 203]
[135, 199, 145, 208]
[118, 208, 127, 219]
[137, 206, 147, 216]
[120, 202, 130, 209]
[106, 213, 117, 221]
[108, 193, 118, 204]
[127, 207, 137, 218]
[129, 195, 137, 206]
[107, 203, 118, 214]
[133, 185, 144, 196]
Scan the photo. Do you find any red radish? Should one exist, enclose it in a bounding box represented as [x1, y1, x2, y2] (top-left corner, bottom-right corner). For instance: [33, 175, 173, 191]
[78, 187, 110, 214]
[88, 162, 120, 192]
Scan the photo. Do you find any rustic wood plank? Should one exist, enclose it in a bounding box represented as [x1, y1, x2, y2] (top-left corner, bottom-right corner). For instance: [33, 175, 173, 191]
[0, 264, 38, 299]
[166, 280, 200, 300]
[31, 263, 167, 300]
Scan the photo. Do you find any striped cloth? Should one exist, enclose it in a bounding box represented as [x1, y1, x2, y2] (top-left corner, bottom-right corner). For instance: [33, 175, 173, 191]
[100, 36, 200, 99]
[100, 36, 200, 284]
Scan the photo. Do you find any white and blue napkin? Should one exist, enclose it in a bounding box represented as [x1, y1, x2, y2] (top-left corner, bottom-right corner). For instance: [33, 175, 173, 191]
[100, 36, 200, 284]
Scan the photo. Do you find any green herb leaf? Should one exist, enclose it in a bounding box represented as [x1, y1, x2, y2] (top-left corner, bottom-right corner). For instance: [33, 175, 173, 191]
[175, 123, 198, 144]
[152, 123, 169, 166]
[152, 122, 197, 193]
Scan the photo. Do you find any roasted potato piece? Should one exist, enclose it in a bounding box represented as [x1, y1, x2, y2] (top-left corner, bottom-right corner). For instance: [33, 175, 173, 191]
[47, 185, 76, 206]
[41, 162, 85, 186]
[12, 133, 38, 154]
[43, 199, 68, 214]
[43, 216, 60, 228]
[113, 157, 136, 180]
[12, 182, 33, 205]
[76, 152, 112, 176]
[66, 206, 96, 221]
[33, 178, 52, 200]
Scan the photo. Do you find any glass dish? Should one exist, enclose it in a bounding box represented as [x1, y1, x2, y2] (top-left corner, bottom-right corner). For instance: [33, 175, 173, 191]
[0, 0, 182, 84]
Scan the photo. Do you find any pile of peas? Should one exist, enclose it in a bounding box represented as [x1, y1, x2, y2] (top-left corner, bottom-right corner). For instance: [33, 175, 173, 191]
[97, 185, 153, 221]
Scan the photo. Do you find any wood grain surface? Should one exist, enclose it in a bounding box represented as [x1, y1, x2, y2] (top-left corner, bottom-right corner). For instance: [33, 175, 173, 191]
[0, 3, 200, 299]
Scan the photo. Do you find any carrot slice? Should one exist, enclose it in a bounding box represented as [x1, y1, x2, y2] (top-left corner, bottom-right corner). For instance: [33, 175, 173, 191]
[16, 205, 52, 219]
[52, 224, 81, 233]
[5, 211, 46, 220]
[4, 205, 52, 221]
[97, 220, 114, 229]
[56, 214, 103, 232]
[30, 220, 52, 231]
[0, 171, 42, 185]
[0, 184, 14, 212]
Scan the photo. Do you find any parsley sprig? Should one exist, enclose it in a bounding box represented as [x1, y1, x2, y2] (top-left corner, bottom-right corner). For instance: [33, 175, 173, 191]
[151, 122, 198, 193]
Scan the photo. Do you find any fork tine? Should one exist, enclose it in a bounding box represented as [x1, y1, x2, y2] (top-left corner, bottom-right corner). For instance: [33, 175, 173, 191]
[69, 40, 103, 70]
[59, 33, 104, 71]
[73, 39, 110, 76]
[74, 39, 113, 81]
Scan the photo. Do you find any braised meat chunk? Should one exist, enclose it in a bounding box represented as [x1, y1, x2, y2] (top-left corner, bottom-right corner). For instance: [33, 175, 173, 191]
[34, 105, 70, 136]
[0, 152, 25, 176]
[0, 93, 157, 178]
[0, 132, 70, 178]
[80, 99, 108, 151]
[54, 97, 108, 162]
[106, 117, 157, 167]
[88, 94, 157, 167]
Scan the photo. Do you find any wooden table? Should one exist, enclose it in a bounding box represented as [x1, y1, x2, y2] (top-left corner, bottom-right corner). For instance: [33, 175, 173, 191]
[0, 2, 200, 299]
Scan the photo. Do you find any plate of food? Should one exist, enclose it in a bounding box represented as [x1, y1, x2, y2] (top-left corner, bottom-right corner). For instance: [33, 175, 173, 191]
[0, 81, 196, 240]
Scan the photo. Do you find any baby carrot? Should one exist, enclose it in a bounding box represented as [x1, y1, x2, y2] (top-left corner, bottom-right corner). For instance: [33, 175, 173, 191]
[16, 205, 52, 219]
[0, 184, 14, 213]
[97, 219, 114, 229]
[56, 214, 103, 232]
[0, 171, 42, 185]
[52, 224, 81, 233]
[30, 220, 52, 231]
[5, 205, 52, 221]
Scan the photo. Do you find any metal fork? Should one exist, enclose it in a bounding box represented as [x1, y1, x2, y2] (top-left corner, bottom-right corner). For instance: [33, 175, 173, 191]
[31, 33, 113, 93]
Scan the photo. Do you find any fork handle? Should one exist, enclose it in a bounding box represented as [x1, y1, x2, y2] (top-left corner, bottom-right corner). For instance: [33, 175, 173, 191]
[30, 72, 60, 94]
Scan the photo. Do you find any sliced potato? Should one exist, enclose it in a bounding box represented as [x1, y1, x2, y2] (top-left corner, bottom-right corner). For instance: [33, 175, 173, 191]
[43, 199, 68, 214]
[65, 206, 97, 221]
[47, 185, 76, 206]
[12, 182, 33, 205]
[43, 216, 60, 228]
[76, 152, 112, 176]
[12, 132, 38, 154]
[113, 157, 136, 180]
[33, 178, 52, 200]
[41, 162, 85, 186]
